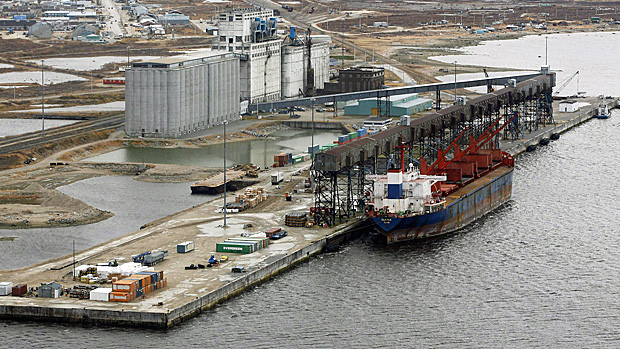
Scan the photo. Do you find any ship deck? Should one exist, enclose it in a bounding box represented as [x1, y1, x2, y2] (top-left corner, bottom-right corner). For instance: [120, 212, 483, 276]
[445, 166, 513, 205]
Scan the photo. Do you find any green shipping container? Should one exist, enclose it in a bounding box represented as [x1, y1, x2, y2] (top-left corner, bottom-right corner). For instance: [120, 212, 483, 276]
[216, 242, 253, 254]
[227, 238, 264, 250]
[348, 132, 358, 139]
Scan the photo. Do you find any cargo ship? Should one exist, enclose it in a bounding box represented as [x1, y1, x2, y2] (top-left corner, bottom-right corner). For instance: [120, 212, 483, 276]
[365, 119, 515, 243]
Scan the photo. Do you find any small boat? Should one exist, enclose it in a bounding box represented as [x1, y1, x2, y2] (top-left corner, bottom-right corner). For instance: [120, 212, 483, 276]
[594, 104, 610, 119]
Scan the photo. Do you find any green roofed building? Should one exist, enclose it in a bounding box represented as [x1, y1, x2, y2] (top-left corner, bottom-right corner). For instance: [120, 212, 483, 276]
[344, 93, 432, 117]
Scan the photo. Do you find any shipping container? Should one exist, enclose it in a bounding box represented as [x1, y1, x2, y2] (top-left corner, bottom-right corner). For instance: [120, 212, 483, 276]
[12, 284, 27, 296]
[227, 237, 267, 249]
[357, 128, 368, 137]
[224, 240, 258, 251]
[110, 291, 135, 302]
[265, 227, 281, 238]
[308, 144, 319, 155]
[216, 242, 253, 254]
[177, 241, 195, 253]
[89, 288, 112, 302]
[338, 135, 349, 143]
[112, 279, 137, 292]
[0, 282, 13, 296]
[348, 131, 358, 140]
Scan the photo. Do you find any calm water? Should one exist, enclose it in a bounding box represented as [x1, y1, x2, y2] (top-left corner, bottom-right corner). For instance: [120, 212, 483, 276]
[431, 31, 620, 97]
[1, 110, 618, 347]
[85, 129, 343, 168]
[0, 176, 207, 270]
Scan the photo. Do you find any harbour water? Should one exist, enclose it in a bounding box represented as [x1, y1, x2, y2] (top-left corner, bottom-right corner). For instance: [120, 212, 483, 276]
[1, 34, 620, 346]
[0, 119, 79, 138]
[85, 129, 343, 168]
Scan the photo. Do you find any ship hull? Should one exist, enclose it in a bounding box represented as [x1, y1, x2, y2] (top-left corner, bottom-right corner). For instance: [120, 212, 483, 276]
[370, 167, 513, 243]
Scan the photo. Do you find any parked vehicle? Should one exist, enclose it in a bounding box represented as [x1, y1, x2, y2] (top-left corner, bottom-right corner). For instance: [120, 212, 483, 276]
[270, 230, 288, 240]
[232, 266, 246, 273]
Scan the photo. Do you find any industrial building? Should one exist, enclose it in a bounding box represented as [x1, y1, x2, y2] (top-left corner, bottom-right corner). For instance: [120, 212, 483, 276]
[344, 93, 432, 117]
[214, 7, 282, 104]
[125, 51, 240, 138]
[214, 7, 331, 102]
[321, 66, 385, 94]
[281, 29, 331, 98]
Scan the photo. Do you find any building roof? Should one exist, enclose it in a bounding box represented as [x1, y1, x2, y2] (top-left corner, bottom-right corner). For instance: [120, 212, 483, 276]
[131, 51, 236, 69]
[393, 97, 431, 109]
[365, 117, 392, 122]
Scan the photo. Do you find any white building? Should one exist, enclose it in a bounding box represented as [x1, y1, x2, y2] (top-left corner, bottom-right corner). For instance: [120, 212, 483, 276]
[558, 100, 580, 113]
[125, 51, 240, 138]
[214, 7, 282, 104]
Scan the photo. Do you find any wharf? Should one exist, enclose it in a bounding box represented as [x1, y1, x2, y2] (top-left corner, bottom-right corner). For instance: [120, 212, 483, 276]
[0, 162, 366, 328]
[501, 97, 618, 156]
[0, 97, 615, 329]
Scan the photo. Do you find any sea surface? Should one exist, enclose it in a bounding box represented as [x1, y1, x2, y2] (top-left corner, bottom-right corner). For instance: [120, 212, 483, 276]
[1, 33, 620, 347]
[431, 31, 620, 97]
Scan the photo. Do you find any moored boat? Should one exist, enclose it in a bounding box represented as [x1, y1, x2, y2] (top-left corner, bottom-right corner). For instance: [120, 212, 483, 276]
[366, 117, 516, 243]
[594, 104, 610, 119]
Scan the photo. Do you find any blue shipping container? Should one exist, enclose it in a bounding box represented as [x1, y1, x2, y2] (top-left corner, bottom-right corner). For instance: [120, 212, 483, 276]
[338, 135, 349, 143]
[357, 128, 367, 137]
[14, 15, 27, 21]
[387, 184, 403, 199]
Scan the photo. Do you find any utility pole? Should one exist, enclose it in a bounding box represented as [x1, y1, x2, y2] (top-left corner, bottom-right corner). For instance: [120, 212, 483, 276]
[454, 61, 457, 103]
[41, 60, 45, 137]
[127, 46, 130, 69]
[341, 18, 345, 69]
[72, 240, 76, 281]
[545, 37, 548, 66]
[91, 71, 93, 92]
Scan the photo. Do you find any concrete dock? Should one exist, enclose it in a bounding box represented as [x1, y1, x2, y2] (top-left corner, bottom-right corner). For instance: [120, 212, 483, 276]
[0, 97, 616, 328]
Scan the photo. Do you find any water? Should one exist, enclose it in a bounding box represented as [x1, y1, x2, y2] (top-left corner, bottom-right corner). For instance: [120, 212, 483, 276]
[0, 176, 208, 270]
[430, 31, 620, 97]
[27, 56, 160, 71]
[0, 119, 79, 138]
[1, 110, 618, 347]
[85, 129, 343, 168]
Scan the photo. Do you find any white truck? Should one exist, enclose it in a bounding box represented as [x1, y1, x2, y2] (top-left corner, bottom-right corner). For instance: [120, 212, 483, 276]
[271, 172, 283, 185]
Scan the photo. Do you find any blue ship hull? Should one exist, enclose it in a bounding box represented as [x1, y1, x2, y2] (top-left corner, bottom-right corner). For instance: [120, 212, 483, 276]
[370, 168, 514, 243]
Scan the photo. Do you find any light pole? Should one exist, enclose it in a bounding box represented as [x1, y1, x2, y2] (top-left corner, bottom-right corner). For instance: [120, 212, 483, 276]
[127, 46, 130, 69]
[223, 120, 228, 228]
[341, 18, 345, 69]
[311, 97, 316, 157]
[41, 60, 45, 137]
[453, 61, 457, 103]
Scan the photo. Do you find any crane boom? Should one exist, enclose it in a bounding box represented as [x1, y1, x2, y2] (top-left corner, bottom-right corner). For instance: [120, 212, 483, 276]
[553, 71, 579, 96]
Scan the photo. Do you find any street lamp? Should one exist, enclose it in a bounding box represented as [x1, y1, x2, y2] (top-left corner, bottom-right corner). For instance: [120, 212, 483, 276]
[41, 60, 45, 137]
[127, 46, 130, 69]
[311, 97, 316, 157]
[223, 120, 228, 228]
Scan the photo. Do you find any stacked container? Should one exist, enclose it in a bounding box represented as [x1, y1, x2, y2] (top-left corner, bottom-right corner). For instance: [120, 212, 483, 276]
[110, 270, 166, 302]
[357, 128, 368, 137]
[273, 153, 291, 167]
[348, 131, 358, 140]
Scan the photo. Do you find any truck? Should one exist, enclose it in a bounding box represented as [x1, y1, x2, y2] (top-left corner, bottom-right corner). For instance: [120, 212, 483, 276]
[140, 250, 169, 266]
[271, 172, 283, 185]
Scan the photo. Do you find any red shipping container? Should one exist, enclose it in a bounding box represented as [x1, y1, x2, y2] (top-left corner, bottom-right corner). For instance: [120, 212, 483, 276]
[12, 284, 27, 296]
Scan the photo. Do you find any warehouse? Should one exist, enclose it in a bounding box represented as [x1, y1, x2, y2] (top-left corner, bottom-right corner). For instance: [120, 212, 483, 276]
[344, 93, 432, 117]
[125, 51, 240, 138]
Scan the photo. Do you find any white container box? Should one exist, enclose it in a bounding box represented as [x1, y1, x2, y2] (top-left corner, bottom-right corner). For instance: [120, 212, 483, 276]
[90, 288, 112, 302]
[0, 282, 13, 296]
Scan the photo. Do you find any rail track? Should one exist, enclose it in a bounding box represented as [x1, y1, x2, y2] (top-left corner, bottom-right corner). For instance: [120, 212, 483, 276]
[0, 114, 124, 155]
